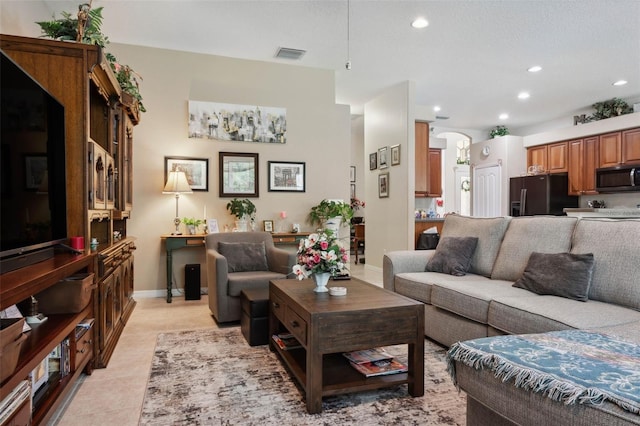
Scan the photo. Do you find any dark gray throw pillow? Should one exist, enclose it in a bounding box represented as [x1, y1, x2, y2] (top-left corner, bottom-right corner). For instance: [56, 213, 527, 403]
[512, 252, 595, 302]
[218, 242, 269, 273]
[425, 237, 479, 276]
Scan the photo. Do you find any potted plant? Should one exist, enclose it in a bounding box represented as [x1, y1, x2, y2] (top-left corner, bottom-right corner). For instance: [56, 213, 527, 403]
[589, 98, 633, 121]
[182, 218, 203, 235]
[308, 199, 354, 234]
[226, 199, 256, 232]
[489, 125, 509, 139]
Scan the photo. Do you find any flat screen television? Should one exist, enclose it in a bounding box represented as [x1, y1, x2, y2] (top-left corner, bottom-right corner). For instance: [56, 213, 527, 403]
[1, 50, 67, 273]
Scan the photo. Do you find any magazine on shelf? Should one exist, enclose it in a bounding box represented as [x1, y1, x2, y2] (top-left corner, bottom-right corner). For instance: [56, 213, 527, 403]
[342, 348, 393, 365]
[272, 333, 302, 350]
[349, 359, 408, 378]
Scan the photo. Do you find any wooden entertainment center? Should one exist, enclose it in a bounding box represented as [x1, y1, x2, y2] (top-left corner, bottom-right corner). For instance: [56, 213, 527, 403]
[0, 34, 139, 424]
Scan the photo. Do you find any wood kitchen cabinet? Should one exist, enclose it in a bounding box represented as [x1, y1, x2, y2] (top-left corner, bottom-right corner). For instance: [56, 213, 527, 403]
[568, 137, 599, 195]
[527, 141, 568, 173]
[415, 122, 429, 195]
[599, 128, 640, 168]
[427, 148, 442, 196]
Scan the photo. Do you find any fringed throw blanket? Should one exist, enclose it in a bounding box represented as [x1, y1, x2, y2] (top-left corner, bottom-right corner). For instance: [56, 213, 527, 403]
[446, 330, 640, 415]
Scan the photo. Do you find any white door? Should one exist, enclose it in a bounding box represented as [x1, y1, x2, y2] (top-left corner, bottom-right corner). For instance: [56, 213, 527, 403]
[472, 164, 501, 217]
[454, 165, 471, 215]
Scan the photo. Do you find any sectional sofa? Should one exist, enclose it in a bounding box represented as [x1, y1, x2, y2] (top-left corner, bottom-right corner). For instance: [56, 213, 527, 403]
[383, 214, 640, 425]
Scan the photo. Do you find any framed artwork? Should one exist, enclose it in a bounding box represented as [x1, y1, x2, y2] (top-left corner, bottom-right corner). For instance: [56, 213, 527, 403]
[378, 172, 389, 198]
[188, 100, 287, 143]
[369, 152, 377, 170]
[207, 218, 219, 233]
[219, 152, 259, 197]
[24, 154, 47, 190]
[268, 161, 305, 192]
[350, 166, 356, 182]
[391, 144, 401, 166]
[263, 220, 274, 232]
[350, 183, 356, 199]
[378, 146, 389, 169]
[164, 156, 209, 191]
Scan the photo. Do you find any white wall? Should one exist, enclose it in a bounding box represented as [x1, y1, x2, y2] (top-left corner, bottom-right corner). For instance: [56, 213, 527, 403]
[363, 81, 415, 268]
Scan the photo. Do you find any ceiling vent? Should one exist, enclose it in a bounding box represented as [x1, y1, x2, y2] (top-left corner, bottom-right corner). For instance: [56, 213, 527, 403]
[435, 115, 450, 120]
[275, 47, 306, 60]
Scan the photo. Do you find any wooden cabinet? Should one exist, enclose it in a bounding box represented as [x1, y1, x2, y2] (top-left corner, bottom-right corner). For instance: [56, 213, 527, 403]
[598, 129, 640, 168]
[0, 34, 139, 420]
[415, 122, 429, 195]
[0, 254, 95, 426]
[527, 141, 568, 173]
[568, 137, 599, 195]
[427, 148, 442, 196]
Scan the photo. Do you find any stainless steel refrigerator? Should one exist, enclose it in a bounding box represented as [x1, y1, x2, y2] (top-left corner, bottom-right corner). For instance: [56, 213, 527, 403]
[509, 174, 578, 216]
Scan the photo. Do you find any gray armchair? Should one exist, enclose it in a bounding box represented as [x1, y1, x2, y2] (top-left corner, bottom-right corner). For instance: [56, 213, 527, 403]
[205, 232, 296, 323]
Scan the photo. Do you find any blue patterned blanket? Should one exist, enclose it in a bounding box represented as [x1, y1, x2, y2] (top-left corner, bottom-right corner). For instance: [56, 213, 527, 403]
[446, 330, 640, 415]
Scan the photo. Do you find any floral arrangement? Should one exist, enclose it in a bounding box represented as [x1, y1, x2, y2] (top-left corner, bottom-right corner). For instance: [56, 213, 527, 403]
[350, 197, 365, 211]
[292, 230, 348, 280]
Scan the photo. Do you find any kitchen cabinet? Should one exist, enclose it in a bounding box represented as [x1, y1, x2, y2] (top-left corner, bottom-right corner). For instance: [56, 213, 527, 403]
[598, 129, 640, 168]
[568, 137, 599, 195]
[415, 122, 429, 195]
[427, 149, 442, 196]
[527, 141, 568, 173]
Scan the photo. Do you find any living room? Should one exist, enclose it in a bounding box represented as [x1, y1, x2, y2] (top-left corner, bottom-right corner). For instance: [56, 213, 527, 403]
[1, 1, 639, 425]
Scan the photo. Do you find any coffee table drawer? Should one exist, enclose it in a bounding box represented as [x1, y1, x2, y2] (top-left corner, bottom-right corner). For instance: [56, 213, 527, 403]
[271, 293, 285, 322]
[285, 307, 307, 345]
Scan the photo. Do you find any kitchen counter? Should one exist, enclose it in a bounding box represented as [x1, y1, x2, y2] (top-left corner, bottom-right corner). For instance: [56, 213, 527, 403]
[564, 208, 640, 218]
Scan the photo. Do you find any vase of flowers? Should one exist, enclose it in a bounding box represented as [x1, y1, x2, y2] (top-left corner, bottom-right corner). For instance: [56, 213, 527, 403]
[292, 230, 349, 292]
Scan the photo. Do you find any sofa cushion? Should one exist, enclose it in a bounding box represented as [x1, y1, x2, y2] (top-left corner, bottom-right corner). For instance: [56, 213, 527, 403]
[491, 216, 577, 281]
[439, 214, 511, 277]
[218, 242, 269, 273]
[488, 295, 640, 335]
[426, 237, 478, 276]
[430, 277, 530, 323]
[394, 273, 435, 304]
[570, 218, 640, 311]
[512, 252, 595, 302]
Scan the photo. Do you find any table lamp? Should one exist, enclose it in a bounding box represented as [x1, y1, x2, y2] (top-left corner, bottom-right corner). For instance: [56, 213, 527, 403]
[163, 170, 192, 235]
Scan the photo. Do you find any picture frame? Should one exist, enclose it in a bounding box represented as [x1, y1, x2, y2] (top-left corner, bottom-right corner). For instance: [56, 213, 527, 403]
[24, 154, 47, 190]
[164, 156, 209, 191]
[268, 161, 305, 192]
[390, 144, 401, 166]
[219, 152, 259, 197]
[263, 220, 274, 232]
[207, 218, 219, 233]
[350, 166, 356, 182]
[369, 152, 377, 170]
[378, 146, 389, 169]
[350, 183, 356, 199]
[378, 172, 389, 198]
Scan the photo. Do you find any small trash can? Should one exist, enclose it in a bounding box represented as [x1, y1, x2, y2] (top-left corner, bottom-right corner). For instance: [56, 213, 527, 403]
[417, 233, 439, 250]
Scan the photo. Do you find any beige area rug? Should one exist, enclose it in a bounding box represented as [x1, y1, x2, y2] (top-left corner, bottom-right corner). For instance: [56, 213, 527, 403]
[139, 328, 466, 425]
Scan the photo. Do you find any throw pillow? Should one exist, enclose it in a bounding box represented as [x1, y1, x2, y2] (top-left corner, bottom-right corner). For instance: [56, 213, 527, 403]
[425, 237, 479, 276]
[218, 242, 269, 273]
[512, 252, 595, 302]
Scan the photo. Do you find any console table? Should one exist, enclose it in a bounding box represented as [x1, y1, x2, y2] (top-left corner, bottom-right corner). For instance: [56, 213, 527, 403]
[161, 234, 206, 303]
[271, 232, 310, 247]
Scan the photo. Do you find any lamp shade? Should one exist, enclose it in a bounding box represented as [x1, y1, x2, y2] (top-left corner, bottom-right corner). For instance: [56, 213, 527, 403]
[163, 171, 193, 194]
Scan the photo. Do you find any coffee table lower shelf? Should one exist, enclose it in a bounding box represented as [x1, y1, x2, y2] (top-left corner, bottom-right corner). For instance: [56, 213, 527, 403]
[272, 345, 411, 397]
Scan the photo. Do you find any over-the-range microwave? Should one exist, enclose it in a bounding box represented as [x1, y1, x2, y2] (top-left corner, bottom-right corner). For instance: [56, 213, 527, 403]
[595, 165, 640, 192]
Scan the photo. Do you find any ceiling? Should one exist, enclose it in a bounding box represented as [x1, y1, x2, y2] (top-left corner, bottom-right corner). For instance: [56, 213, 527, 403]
[40, 0, 640, 132]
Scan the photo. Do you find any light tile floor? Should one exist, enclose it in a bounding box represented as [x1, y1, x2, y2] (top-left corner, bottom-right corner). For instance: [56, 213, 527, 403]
[52, 264, 382, 425]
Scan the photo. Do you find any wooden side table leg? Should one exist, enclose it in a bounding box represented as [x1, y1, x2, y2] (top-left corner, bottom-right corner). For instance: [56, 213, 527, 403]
[306, 348, 323, 414]
[408, 309, 425, 396]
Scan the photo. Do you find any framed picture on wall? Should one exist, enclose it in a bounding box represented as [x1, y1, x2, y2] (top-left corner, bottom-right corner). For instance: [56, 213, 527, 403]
[350, 166, 356, 182]
[350, 183, 356, 199]
[378, 172, 389, 198]
[378, 146, 389, 169]
[369, 152, 377, 170]
[219, 152, 259, 197]
[391, 144, 401, 166]
[268, 161, 305, 192]
[164, 156, 209, 191]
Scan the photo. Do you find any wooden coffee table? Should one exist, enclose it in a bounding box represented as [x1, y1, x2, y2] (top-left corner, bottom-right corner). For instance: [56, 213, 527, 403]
[269, 277, 424, 414]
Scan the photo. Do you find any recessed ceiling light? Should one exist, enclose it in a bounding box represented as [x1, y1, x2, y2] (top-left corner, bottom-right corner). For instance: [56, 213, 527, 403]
[433, 106, 441, 112]
[527, 65, 542, 73]
[613, 80, 628, 86]
[499, 113, 509, 120]
[411, 17, 429, 28]
[518, 92, 530, 100]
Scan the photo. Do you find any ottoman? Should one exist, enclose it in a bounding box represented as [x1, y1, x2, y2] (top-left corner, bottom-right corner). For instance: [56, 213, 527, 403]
[240, 287, 270, 346]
